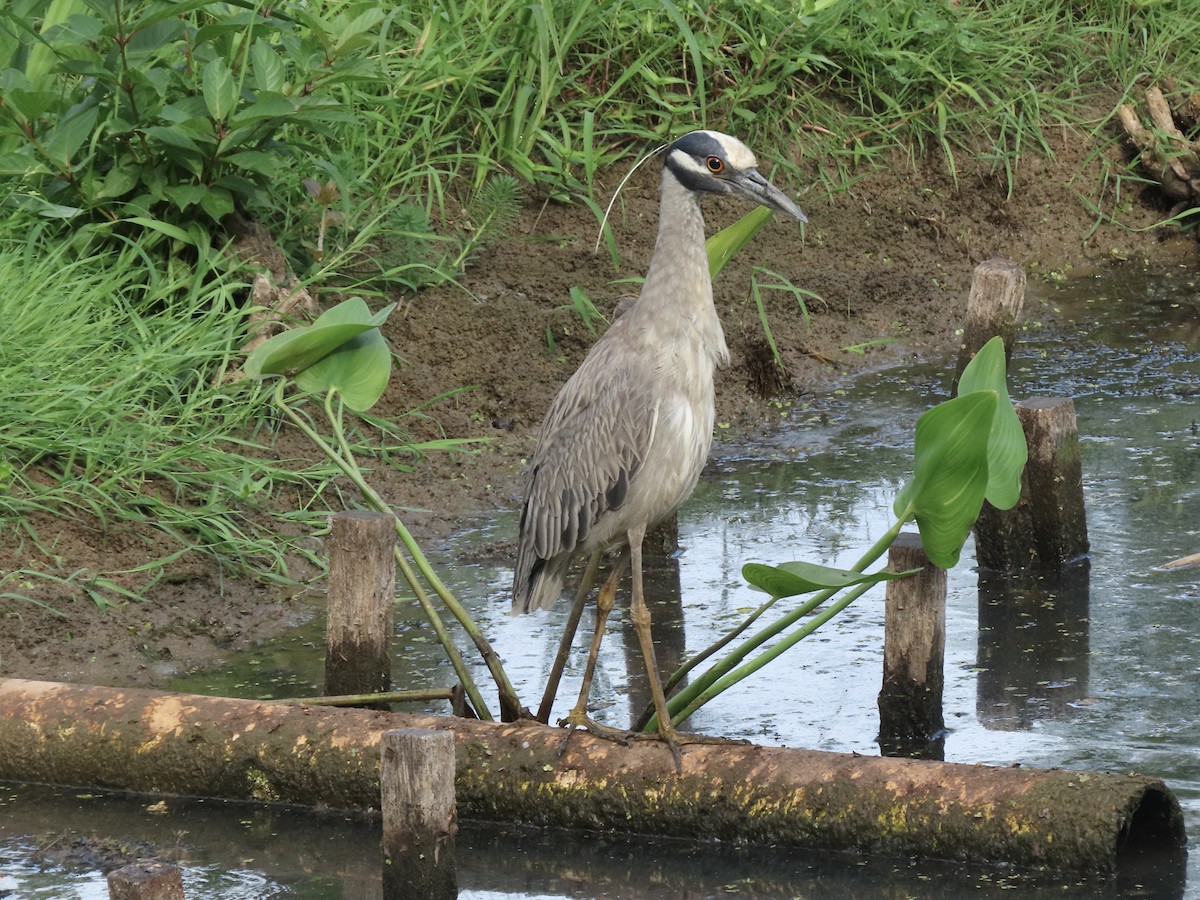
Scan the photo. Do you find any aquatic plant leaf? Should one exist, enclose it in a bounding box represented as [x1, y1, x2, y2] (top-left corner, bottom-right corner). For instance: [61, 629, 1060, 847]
[956, 336, 1026, 510]
[893, 390, 996, 569]
[742, 560, 920, 599]
[244, 298, 395, 378]
[706, 206, 774, 279]
[293, 326, 392, 412]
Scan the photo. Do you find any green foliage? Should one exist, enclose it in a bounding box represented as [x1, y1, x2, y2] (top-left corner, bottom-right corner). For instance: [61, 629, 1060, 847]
[557, 286, 606, 336]
[0, 221, 336, 594]
[893, 390, 997, 569]
[0, 216, 459, 610]
[743, 560, 917, 599]
[0, 0, 370, 237]
[245, 297, 396, 412]
[707, 206, 777, 278]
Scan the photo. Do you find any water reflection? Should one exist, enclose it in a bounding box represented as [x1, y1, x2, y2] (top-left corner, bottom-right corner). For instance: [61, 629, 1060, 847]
[0, 782, 1187, 900]
[976, 561, 1091, 730]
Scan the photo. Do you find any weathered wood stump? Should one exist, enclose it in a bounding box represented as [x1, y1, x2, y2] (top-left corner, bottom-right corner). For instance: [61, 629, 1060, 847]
[326, 510, 396, 700]
[381, 729, 457, 899]
[877, 532, 946, 760]
[952, 258, 1026, 394]
[107, 862, 185, 900]
[975, 397, 1090, 571]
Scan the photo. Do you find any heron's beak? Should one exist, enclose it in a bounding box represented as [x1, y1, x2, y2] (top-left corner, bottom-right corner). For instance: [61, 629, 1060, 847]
[734, 169, 807, 223]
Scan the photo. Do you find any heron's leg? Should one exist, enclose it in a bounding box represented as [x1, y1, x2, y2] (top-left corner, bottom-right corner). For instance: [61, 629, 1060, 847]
[537, 550, 600, 723]
[557, 550, 632, 752]
[627, 523, 684, 773]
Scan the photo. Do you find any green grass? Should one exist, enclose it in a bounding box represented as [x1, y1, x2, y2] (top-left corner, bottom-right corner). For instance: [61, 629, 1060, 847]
[0, 214, 457, 609]
[1, 0, 1196, 611]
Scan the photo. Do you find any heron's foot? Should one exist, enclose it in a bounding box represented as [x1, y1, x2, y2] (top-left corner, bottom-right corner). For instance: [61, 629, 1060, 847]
[632, 725, 748, 773]
[555, 710, 636, 756]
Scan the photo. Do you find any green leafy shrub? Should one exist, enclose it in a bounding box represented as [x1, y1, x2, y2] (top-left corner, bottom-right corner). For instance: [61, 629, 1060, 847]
[0, 0, 379, 240]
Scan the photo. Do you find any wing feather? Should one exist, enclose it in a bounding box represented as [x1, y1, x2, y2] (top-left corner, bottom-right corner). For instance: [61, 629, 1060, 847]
[512, 325, 658, 612]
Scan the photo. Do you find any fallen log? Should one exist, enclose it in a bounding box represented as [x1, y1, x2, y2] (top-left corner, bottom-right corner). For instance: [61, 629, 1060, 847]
[0, 678, 1183, 874]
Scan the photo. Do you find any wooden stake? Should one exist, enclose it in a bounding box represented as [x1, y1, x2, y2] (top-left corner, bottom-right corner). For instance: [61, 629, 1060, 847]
[975, 398, 1090, 571]
[952, 258, 1026, 394]
[381, 728, 457, 899]
[107, 862, 185, 900]
[877, 532, 946, 760]
[326, 510, 396, 699]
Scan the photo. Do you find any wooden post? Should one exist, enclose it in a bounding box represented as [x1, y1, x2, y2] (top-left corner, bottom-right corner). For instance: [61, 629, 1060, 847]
[326, 510, 396, 699]
[975, 397, 1090, 571]
[952, 258, 1026, 394]
[381, 728, 457, 899]
[107, 862, 185, 900]
[878, 532, 946, 760]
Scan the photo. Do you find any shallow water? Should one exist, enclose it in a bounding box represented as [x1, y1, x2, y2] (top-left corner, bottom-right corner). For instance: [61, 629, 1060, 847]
[1, 264, 1197, 898]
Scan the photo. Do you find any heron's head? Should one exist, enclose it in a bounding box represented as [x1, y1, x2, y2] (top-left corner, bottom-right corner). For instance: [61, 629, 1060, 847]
[664, 130, 806, 223]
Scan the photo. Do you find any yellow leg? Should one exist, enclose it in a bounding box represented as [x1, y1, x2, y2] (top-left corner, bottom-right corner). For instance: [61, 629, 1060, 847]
[537, 550, 600, 724]
[557, 551, 632, 754]
[626, 523, 683, 773]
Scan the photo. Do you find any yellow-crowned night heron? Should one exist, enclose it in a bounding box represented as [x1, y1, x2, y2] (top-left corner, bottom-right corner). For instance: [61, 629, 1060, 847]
[512, 130, 806, 767]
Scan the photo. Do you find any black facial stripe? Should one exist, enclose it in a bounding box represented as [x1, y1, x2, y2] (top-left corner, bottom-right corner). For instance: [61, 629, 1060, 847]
[666, 131, 724, 161]
[666, 152, 719, 193]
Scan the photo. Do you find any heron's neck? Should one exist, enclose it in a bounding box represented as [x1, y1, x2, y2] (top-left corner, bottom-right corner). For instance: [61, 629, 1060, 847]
[640, 167, 711, 314]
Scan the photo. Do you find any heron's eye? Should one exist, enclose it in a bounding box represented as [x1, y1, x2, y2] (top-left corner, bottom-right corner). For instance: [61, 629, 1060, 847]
[705, 156, 724, 173]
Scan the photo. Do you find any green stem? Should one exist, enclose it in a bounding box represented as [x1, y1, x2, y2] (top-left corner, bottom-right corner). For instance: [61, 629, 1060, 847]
[280, 688, 456, 706]
[324, 391, 525, 721]
[650, 514, 909, 732]
[272, 382, 495, 720]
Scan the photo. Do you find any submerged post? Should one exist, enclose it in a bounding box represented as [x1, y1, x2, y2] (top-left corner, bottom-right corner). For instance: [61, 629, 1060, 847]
[381, 728, 457, 899]
[975, 397, 1090, 571]
[878, 532, 947, 760]
[326, 510, 396, 699]
[107, 862, 185, 900]
[952, 258, 1026, 394]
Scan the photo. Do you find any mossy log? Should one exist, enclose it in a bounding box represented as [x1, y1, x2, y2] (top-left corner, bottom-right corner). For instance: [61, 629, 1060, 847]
[0, 678, 1183, 874]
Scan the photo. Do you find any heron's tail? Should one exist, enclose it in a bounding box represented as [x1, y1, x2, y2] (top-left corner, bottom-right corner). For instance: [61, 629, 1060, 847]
[511, 553, 567, 615]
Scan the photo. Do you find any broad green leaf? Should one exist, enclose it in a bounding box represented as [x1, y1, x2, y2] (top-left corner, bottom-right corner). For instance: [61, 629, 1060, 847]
[42, 103, 98, 166]
[201, 58, 238, 122]
[230, 92, 297, 124]
[167, 184, 209, 211]
[144, 124, 203, 154]
[126, 216, 197, 243]
[250, 41, 286, 93]
[894, 390, 997, 569]
[706, 206, 773, 279]
[93, 164, 140, 200]
[244, 299, 395, 378]
[957, 335, 1026, 509]
[198, 188, 236, 222]
[294, 328, 392, 412]
[743, 560, 919, 599]
[224, 150, 281, 177]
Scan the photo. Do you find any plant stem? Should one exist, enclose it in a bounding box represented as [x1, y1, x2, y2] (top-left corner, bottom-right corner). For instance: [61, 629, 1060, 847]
[650, 515, 909, 732]
[280, 688, 456, 706]
[272, 381, 495, 720]
[324, 391, 526, 721]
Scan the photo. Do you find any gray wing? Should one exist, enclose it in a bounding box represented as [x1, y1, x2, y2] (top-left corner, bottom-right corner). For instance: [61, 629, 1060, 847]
[512, 328, 659, 613]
